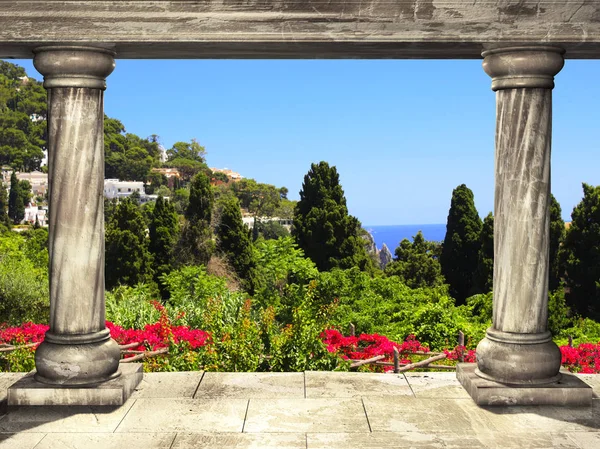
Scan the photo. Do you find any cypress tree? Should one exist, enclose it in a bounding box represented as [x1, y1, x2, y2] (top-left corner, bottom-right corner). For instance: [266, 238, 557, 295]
[178, 171, 215, 265]
[292, 161, 372, 272]
[215, 195, 256, 289]
[8, 171, 24, 224]
[561, 183, 600, 320]
[440, 184, 483, 304]
[475, 212, 494, 293]
[105, 198, 154, 290]
[0, 180, 10, 228]
[149, 195, 179, 295]
[549, 193, 565, 292]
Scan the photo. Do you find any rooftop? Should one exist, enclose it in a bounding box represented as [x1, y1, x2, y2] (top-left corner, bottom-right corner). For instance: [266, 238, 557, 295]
[0, 370, 599, 448]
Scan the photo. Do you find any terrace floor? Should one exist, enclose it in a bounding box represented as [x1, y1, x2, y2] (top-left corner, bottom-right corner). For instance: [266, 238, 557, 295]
[0, 369, 599, 448]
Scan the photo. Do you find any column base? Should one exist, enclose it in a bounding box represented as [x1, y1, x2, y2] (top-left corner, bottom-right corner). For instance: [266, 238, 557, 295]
[457, 363, 592, 406]
[7, 363, 142, 406]
[475, 328, 562, 385]
[34, 331, 121, 386]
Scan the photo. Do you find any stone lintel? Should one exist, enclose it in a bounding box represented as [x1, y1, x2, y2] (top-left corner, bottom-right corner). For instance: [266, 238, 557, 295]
[457, 363, 593, 406]
[0, 1, 600, 59]
[7, 363, 143, 407]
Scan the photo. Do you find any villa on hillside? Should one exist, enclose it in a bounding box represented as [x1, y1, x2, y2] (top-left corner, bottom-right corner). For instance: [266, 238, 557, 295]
[150, 167, 181, 189]
[104, 179, 157, 204]
[211, 167, 244, 181]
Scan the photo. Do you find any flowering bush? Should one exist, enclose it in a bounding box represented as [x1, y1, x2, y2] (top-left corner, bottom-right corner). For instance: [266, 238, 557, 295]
[561, 342, 600, 374]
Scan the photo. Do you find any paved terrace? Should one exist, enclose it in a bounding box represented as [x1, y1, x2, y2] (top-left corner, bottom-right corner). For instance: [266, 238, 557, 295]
[0, 370, 598, 449]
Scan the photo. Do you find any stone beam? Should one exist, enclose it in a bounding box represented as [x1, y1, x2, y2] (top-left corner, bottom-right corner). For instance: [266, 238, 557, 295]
[0, 1, 599, 59]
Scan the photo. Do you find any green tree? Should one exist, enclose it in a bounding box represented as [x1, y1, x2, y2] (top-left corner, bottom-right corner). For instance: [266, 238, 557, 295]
[177, 171, 215, 265]
[440, 184, 483, 304]
[561, 183, 600, 320]
[215, 195, 256, 290]
[292, 161, 373, 272]
[384, 231, 444, 289]
[105, 198, 154, 289]
[0, 180, 10, 228]
[549, 193, 565, 292]
[149, 196, 179, 297]
[475, 212, 494, 293]
[8, 172, 24, 224]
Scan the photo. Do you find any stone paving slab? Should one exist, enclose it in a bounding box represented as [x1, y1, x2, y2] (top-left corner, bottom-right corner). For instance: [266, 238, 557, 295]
[115, 398, 248, 433]
[566, 431, 600, 449]
[195, 372, 304, 399]
[363, 397, 501, 434]
[0, 373, 25, 414]
[575, 375, 600, 398]
[172, 433, 306, 448]
[34, 432, 177, 449]
[306, 431, 585, 448]
[404, 372, 471, 399]
[131, 372, 204, 399]
[0, 433, 45, 449]
[305, 371, 412, 398]
[0, 401, 136, 433]
[244, 398, 370, 433]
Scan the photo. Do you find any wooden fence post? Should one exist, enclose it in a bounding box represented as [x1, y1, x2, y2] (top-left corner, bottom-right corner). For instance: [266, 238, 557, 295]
[568, 335, 573, 348]
[393, 347, 400, 374]
[349, 323, 355, 337]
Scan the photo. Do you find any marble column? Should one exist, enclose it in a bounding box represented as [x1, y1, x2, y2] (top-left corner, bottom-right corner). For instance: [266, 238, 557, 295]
[32, 46, 121, 386]
[475, 46, 565, 385]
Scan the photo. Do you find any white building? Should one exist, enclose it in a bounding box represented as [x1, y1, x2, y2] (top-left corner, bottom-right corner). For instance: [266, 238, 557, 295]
[23, 204, 48, 226]
[103, 179, 145, 199]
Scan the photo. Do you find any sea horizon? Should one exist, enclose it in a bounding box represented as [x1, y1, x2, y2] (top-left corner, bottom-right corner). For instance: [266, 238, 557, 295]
[364, 223, 446, 252]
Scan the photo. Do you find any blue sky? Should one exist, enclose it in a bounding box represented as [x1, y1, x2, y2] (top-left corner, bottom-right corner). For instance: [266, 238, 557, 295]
[6, 58, 600, 226]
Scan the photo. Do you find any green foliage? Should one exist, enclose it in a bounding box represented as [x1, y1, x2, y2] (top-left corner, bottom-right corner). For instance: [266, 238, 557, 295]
[384, 231, 444, 289]
[548, 287, 573, 337]
[476, 212, 494, 293]
[292, 161, 373, 272]
[186, 171, 213, 224]
[104, 117, 161, 182]
[8, 172, 24, 224]
[215, 195, 256, 290]
[549, 194, 565, 292]
[105, 198, 154, 290]
[0, 232, 49, 324]
[165, 139, 208, 181]
[105, 284, 162, 330]
[254, 220, 290, 240]
[561, 183, 600, 320]
[441, 184, 483, 304]
[0, 180, 10, 228]
[149, 196, 179, 296]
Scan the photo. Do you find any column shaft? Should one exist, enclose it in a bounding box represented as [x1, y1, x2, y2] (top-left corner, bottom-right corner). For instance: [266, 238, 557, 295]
[33, 46, 120, 386]
[475, 46, 564, 386]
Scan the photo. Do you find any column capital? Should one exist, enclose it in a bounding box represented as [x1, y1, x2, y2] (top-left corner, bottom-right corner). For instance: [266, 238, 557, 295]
[482, 46, 565, 91]
[33, 46, 115, 90]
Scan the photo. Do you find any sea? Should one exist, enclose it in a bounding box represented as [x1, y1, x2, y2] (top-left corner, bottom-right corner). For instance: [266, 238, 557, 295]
[365, 224, 447, 252]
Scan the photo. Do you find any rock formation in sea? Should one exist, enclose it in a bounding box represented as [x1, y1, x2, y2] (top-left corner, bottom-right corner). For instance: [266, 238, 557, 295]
[379, 243, 393, 270]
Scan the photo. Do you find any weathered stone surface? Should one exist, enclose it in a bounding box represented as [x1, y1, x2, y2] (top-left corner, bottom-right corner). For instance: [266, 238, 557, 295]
[457, 363, 593, 406]
[566, 431, 600, 448]
[131, 372, 203, 399]
[0, 1, 600, 59]
[574, 374, 600, 398]
[404, 372, 471, 399]
[0, 433, 46, 449]
[115, 398, 248, 433]
[34, 433, 177, 449]
[305, 371, 412, 398]
[195, 372, 304, 399]
[244, 398, 370, 433]
[172, 433, 306, 449]
[0, 401, 135, 433]
[0, 373, 26, 414]
[7, 364, 142, 406]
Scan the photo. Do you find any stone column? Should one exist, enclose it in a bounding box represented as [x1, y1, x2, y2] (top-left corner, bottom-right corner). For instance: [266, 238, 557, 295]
[475, 46, 565, 385]
[32, 46, 121, 386]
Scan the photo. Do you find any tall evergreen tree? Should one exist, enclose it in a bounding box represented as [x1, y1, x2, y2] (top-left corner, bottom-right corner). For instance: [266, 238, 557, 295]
[8, 171, 24, 224]
[105, 198, 154, 290]
[149, 195, 179, 296]
[0, 180, 10, 228]
[440, 184, 483, 304]
[292, 161, 372, 272]
[178, 171, 215, 265]
[476, 212, 494, 293]
[560, 183, 600, 320]
[549, 193, 565, 292]
[215, 195, 256, 290]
